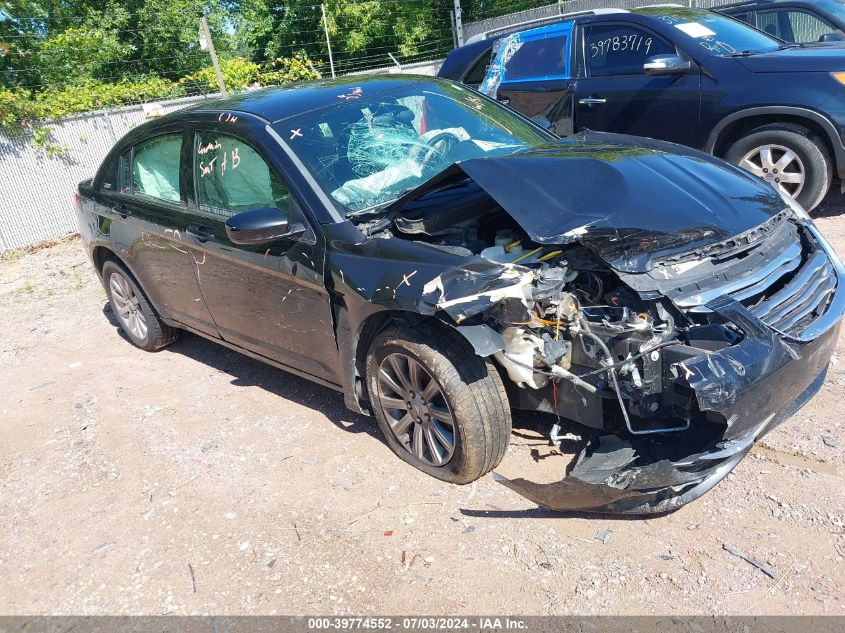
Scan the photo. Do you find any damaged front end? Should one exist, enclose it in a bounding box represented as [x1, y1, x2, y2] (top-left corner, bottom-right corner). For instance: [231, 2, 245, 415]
[364, 139, 845, 514]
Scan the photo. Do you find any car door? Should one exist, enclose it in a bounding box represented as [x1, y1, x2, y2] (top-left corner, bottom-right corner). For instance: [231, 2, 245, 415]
[181, 123, 340, 384]
[573, 21, 703, 148]
[493, 23, 576, 136]
[755, 7, 844, 43]
[112, 130, 218, 337]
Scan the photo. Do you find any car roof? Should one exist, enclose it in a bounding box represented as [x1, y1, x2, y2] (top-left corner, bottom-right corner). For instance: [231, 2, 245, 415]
[465, 8, 629, 44]
[462, 4, 720, 46]
[180, 74, 446, 124]
[719, 0, 844, 9]
[627, 5, 713, 16]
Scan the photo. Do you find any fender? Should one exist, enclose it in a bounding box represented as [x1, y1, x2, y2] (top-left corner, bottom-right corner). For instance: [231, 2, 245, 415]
[705, 106, 845, 179]
[89, 239, 167, 317]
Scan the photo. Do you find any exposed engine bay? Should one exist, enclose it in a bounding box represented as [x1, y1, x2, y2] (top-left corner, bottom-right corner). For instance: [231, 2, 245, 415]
[348, 173, 842, 514]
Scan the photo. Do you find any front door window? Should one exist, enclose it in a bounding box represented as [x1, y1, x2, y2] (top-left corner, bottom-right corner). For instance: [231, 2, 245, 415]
[757, 9, 839, 42]
[193, 131, 290, 217]
[585, 24, 676, 77]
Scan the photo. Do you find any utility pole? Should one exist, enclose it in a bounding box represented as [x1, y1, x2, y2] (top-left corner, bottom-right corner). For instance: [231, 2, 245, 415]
[199, 16, 227, 96]
[453, 0, 464, 47]
[321, 3, 336, 79]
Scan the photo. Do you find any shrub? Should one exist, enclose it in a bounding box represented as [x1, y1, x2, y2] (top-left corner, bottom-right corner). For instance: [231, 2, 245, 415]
[0, 53, 322, 135]
[180, 57, 260, 94]
[258, 53, 322, 86]
[30, 77, 183, 119]
[0, 88, 38, 130]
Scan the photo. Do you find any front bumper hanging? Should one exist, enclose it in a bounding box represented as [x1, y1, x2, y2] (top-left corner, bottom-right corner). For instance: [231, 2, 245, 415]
[493, 282, 844, 515]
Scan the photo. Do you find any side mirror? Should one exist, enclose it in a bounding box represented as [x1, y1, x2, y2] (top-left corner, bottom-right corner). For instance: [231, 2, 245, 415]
[643, 54, 692, 76]
[819, 31, 845, 42]
[225, 207, 301, 245]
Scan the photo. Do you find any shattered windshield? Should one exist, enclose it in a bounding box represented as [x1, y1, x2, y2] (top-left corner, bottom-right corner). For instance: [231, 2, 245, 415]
[276, 81, 554, 215]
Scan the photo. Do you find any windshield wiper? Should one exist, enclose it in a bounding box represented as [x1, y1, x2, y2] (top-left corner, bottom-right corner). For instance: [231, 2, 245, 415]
[730, 44, 800, 57]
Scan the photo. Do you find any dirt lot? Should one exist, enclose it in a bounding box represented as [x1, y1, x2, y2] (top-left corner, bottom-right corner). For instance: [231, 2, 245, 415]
[1, 199, 844, 616]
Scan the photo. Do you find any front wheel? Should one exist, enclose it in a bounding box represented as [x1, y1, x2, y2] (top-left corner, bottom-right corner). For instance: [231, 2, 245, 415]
[366, 323, 511, 484]
[725, 124, 832, 211]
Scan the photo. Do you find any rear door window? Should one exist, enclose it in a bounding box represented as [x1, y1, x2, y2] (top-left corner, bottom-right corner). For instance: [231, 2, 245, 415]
[503, 35, 568, 81]
[130, 133, 182, 203]
[193, 131, 290, 218]
[585, 24, 676, 77]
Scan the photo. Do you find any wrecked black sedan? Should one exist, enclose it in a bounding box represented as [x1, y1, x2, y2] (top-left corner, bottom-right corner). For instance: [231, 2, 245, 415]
[76, 75, 845, 514]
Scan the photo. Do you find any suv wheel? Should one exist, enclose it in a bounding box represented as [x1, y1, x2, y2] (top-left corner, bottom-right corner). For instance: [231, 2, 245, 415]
[725, 124, 832, 211]
[366, 323, 511, 484]
[102, 258, 179, 351]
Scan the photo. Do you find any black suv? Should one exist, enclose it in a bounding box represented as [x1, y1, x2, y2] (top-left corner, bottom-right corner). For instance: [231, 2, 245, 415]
[719, 0, 845, 43]
[439, 5, 845, 210]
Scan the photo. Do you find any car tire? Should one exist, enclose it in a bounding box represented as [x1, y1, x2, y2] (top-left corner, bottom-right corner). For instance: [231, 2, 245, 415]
[101, 258, 179, 352]
[366, 322, 511, 484]
[725, 124, 832, 211]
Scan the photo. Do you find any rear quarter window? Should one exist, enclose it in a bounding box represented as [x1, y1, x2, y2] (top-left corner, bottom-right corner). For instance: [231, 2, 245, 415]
[464, 47, 494, 85]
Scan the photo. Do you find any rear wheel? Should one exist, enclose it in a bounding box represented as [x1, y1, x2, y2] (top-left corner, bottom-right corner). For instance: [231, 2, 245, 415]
[366, 323, 511, 484]
[725, 124, 832, 211]
[102, 258, 178, 351]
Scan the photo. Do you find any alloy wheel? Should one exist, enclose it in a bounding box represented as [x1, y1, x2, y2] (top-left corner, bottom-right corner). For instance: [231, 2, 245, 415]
[376, 353, 456, 466]
[109, 272, 148, 341]
[738, 143, 805, 201]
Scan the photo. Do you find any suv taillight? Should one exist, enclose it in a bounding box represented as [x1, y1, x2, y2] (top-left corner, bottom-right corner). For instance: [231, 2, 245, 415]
[72, 193, 82, 214]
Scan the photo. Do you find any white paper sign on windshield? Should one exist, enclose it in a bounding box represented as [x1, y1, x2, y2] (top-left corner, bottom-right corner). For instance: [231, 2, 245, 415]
[675, 22, 717, 38]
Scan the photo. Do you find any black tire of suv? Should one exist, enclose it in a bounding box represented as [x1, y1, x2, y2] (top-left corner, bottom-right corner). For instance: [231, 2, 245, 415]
[101, 258, 179, 352]
[366, 322, 511, 484]
[725, 123, 832, 212]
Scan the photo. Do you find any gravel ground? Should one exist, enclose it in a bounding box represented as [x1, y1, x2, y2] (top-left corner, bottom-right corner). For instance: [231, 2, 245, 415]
[1, 197, 844, 616]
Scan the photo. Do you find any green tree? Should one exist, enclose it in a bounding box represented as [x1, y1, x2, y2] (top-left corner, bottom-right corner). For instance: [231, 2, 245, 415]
[240, 0, 454, 72]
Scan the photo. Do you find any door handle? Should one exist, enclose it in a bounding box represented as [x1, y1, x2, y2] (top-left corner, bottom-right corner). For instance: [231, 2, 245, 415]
[578, 97, 607, 106]
[112, 204, 132, 218]
[497, 96, 511, 105]
[185, 225, 214, 243]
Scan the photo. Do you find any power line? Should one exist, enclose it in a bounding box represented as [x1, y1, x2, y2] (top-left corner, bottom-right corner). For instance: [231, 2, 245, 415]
[7, 40, 448, 91]
[0, 27, 454, 71]
[4, 0, 454, 23]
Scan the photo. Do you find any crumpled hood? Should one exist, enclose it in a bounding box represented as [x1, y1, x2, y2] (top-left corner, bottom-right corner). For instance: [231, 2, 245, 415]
[393, 131, 785, 273]
[735, 45, 845, 73]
